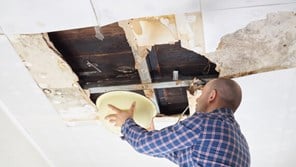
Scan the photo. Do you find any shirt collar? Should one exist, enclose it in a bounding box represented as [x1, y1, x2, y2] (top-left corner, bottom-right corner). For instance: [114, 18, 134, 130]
[212, 108, 234, 115]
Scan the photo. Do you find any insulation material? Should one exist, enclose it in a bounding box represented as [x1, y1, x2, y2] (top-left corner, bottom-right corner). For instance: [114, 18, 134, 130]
[205, 12, 296, 77]
[8, 34, 97, 123]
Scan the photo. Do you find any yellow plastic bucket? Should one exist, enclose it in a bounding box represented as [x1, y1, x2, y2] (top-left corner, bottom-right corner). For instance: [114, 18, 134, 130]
[96, 91, 157, 135]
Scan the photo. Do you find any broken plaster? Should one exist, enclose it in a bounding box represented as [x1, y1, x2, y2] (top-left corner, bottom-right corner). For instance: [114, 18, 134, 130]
[8, 34, 98, 124]
[205, 11, 296, 78]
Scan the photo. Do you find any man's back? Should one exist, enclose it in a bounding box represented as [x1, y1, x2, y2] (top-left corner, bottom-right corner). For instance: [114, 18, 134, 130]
[121, 108, 250, 167]
[190, 108, 250, 166]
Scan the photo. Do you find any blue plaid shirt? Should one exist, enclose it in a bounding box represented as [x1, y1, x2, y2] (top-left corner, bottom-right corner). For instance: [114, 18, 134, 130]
[121, 108, 250, 167]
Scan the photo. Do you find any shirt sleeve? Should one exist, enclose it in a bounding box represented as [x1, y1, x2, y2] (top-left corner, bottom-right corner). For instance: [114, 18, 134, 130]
[121, 115, 203, 157]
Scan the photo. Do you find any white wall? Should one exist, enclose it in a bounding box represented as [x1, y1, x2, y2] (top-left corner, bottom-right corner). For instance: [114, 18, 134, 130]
[236, 68, 296, 167]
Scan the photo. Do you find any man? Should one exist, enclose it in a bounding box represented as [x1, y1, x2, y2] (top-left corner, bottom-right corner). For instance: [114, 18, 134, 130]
[105, 78, 250, 167]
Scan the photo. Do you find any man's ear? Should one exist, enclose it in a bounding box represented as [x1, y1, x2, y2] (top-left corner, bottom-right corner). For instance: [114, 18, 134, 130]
[208, 89, 217, 103]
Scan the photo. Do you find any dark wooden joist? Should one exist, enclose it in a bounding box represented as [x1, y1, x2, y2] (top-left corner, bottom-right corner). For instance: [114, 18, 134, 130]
[150, 42, 217, 76]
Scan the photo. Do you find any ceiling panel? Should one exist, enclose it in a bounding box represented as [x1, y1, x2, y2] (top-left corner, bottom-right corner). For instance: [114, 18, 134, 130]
[92, 0, 200, 26]
[0, 0, 97, 34]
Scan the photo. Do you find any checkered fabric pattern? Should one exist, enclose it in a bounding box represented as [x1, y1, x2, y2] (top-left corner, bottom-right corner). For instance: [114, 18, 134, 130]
[121, 108, 250, 167]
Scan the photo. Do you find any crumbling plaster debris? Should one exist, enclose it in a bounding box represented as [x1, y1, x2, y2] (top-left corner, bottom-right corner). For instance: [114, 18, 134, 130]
[8, 34, 98, 124]
[205, 12, 296, 78]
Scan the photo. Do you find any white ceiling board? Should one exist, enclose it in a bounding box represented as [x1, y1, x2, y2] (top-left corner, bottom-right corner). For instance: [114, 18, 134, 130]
[0, 0, 97, 34]
[201, 0, 296, 10]
[201, 2, 296, 52]
[235, 68, 296, 167]
[0, 35, 176, 167]
[92, 0, 200, 26]
[0, 101, 52, 167]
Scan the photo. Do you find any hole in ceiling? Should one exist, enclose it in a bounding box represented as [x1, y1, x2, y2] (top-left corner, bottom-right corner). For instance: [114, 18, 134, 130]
[48, 22, 219, 116]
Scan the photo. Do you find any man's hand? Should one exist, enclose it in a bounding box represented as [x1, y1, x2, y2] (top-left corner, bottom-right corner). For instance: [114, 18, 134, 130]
[105, 101, 136, 127]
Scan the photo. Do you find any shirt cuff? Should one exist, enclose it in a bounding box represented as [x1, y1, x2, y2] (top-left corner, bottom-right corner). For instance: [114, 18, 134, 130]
[120, 118, 135, 140]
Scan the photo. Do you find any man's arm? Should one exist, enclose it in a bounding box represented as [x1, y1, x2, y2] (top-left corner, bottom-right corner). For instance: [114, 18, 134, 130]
[121, 116, 203, 157]
[105, 102, 203, 157]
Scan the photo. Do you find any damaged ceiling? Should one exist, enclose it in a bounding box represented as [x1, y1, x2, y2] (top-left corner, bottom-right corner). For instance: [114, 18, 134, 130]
[47, 11, 295, 117]
[48, 19, 218, 116]
[8, 11, 296, 124]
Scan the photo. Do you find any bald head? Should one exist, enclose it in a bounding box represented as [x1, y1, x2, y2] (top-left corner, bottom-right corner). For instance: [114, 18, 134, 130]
[207, 78, 242, 112]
